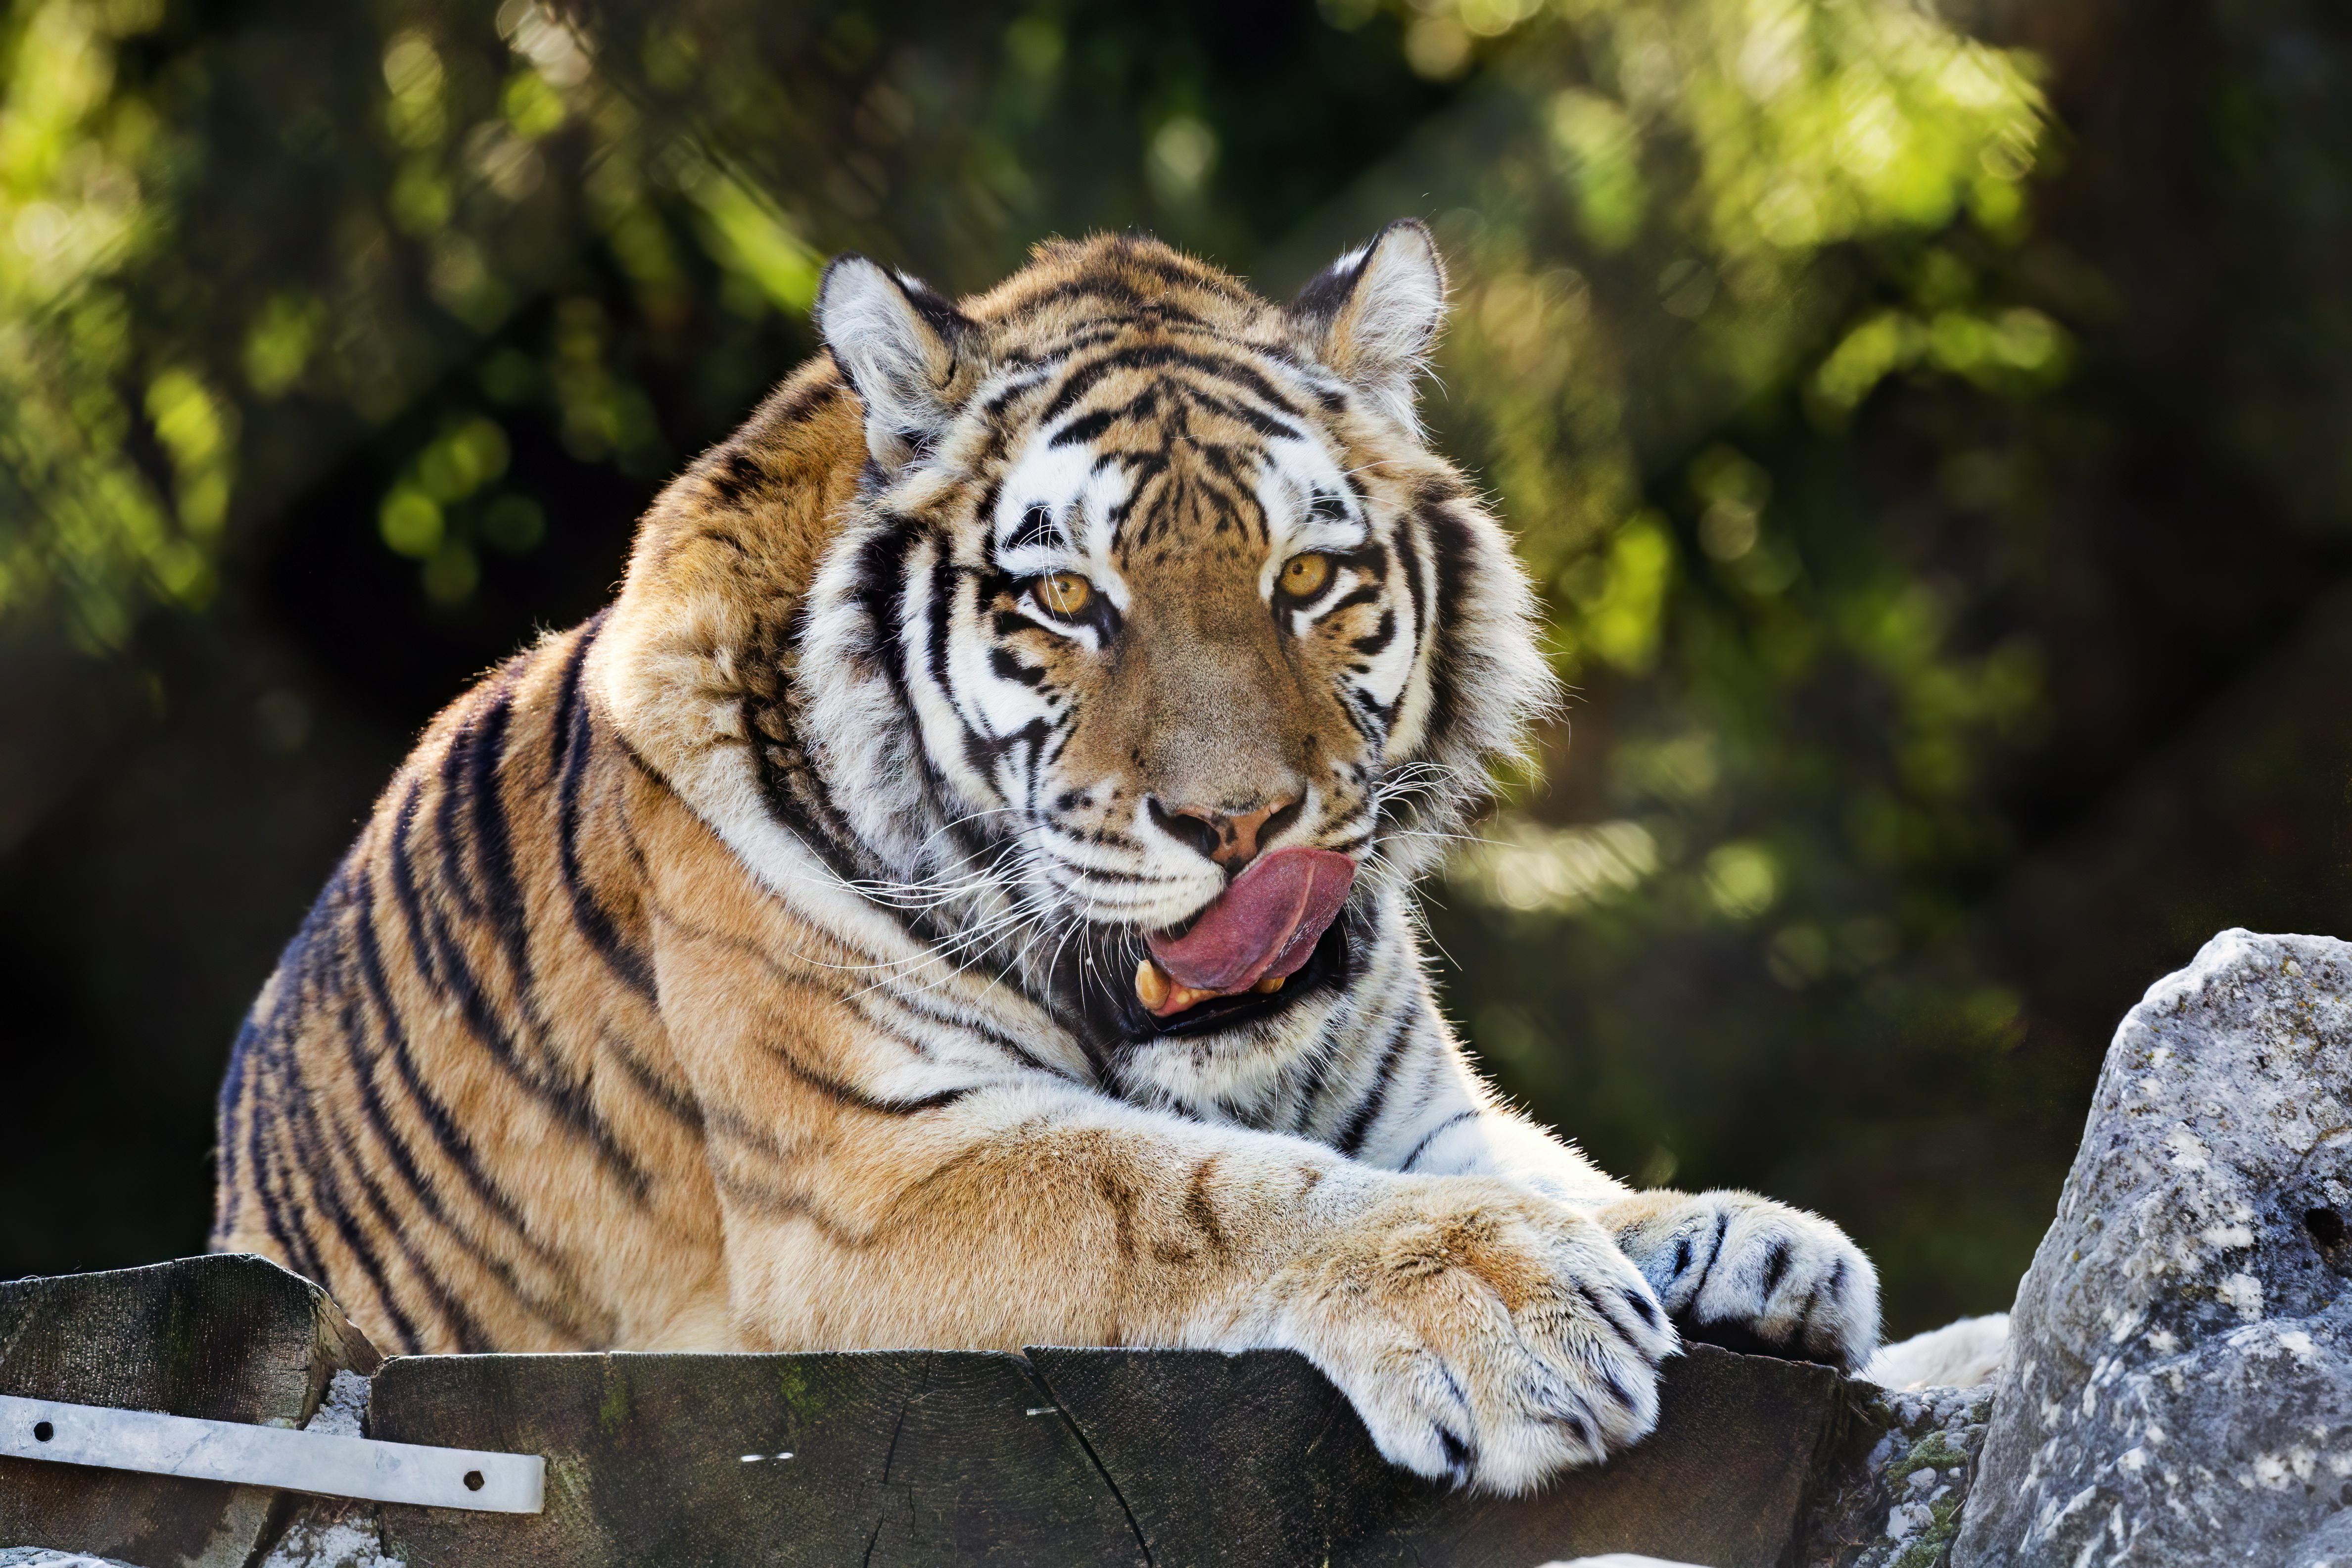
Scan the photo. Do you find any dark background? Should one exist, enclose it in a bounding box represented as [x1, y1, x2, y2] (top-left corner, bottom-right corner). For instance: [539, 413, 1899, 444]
[2, 0, 2347, 1339]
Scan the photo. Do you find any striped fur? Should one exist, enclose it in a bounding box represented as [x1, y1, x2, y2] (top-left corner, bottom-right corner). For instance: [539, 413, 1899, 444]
[214, 225, 1877, 1491]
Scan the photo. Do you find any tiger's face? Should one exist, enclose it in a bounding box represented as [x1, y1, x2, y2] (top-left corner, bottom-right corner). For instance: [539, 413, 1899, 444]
[798, 226, 1547, 1046]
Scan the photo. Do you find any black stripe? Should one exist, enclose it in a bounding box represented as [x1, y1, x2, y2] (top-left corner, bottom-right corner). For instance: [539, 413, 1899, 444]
[431, 692, 491, 922]
[1012, 272, 1228, 321]
[1335, 1011, 1418, 1156]
[988, 646, 1046, 687]
[965, 715, 1048, 783]
[454, 676, 538, 1026]
[223, 891, 342, 1255]
[980, 364, 1062, 424]
[1038, 343, 1303, 429]
[334, 974, 581, 1346]
[276, 1035, 423, 1352]
[861, 979, 1078, 1081]
[409, 873, 653, 1202]
[1184, 381, 1302, 443]
[387, 782, 444, 993]
[1390, 509, 1430, 694]
[1004, 502, 1058, 551]
[750, 370, 846, 435]
[348, 868, 540, 1241]
[349, 871, 608, 1342]
[768, 1046, 978, 1117]
[250, 1093, 331, 1294]
[332, 991, 494, 1348]
[238, 1043, 297, 1259]
[409, 694, 655, 1200]
[850, 514, 923, 707]
[698, 445, 767, 512]
[922, 547, 958, 714]
[551, 617, 659, 1000]
[1418, 498, 1475, 758]
[1049, 407, 1120, 448]
[317, 1010, 490, 1352]
[1398, 1109, 1476, 1172]
[601, 1031, 705, 1132]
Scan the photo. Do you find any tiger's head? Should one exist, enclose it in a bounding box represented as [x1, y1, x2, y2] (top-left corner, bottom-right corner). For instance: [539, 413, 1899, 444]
[603, 225, 1551, 1061]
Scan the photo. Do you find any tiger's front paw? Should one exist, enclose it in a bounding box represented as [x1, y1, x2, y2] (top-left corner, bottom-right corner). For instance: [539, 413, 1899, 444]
[1271, 1178, 1680, 1495]
[1596, 1188, 1879, 1372]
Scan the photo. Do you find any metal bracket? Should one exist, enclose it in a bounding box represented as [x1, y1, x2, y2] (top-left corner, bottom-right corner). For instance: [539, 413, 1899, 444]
[0, 1393, 542, 1514]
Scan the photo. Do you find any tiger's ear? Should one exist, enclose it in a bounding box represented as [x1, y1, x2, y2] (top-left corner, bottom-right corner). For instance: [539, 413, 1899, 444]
[1284, 219, 1448, 432]
[816, 254, 978, 474]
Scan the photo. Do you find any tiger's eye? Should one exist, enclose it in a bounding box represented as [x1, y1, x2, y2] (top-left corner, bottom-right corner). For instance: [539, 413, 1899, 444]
[1281, 552, 1332, 598]
[1036, 571, 1093, 617]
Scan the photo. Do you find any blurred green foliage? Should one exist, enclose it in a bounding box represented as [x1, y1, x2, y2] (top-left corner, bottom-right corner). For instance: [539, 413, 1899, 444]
[4, 0, 2043, 649]
[3, 0, 2348, 1330]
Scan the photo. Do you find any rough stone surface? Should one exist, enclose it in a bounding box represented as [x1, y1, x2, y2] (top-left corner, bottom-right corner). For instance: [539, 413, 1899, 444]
[1956, 929, 2352, 1567]
[1802, 1384, 1994, 1568]
[2289, 1508, 2352, 1567]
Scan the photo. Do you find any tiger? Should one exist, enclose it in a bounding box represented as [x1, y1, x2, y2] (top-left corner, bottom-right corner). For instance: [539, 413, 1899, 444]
[212, 221, 1878, 1494]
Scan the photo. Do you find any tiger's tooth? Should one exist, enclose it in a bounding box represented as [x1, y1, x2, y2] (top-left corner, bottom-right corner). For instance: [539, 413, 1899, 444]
[1134, 958, 1171, 1011]
[1254, 973, 1285, 994]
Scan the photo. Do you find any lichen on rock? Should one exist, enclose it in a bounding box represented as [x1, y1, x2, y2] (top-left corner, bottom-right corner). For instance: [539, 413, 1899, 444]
[1804, 1383, 1994, 1568]
[1955, 929, 2352, 1567]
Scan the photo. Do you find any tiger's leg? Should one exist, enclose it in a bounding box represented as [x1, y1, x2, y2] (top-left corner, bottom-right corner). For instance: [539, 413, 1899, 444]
[1350, 1058, 1880, 1374]
[708, 1080, 1678, 1495]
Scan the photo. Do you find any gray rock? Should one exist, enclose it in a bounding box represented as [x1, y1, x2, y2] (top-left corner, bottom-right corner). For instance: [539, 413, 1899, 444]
[1800, 1382, 1993, 1568]
[2288, 1507, 2352, 1567]
[1955, 929, 2352, 1567]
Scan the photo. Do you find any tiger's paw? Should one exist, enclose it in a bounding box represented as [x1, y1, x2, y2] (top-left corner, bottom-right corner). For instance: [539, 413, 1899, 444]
[1271, 1178, 1679, 1495]
[1596, 1188, 1879, 1373]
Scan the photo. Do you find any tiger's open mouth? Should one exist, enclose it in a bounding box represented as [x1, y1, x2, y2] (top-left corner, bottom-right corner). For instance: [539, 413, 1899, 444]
[1114, 847, 1358, 1039]
[1117, 917, 1352, 1039]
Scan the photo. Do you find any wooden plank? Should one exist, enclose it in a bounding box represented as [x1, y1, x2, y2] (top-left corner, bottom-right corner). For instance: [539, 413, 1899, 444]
[0, 1254, 1857, 1568]
[369, 1350, 1146, 1567]
[0, 1253, 380, 1568]
[1024, 1342, 1850, 1568]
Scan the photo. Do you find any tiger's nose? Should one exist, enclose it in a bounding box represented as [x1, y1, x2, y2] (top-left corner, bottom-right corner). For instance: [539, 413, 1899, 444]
[1153, 796, 1302, 869]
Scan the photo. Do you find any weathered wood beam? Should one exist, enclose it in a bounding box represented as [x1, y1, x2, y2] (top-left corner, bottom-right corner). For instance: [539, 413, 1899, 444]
[0, 1255, 380, 1568]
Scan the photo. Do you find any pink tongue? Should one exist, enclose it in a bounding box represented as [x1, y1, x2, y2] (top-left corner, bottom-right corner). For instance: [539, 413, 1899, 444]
[1146, 848, 1357, 995]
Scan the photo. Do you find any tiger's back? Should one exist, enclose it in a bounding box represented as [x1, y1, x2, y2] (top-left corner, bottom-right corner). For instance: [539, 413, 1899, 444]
[214, 348, 881, 1351]
[216, 618, 698, 1349]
